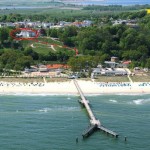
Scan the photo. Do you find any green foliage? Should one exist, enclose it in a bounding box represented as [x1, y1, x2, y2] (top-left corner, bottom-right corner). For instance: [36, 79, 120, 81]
[0, 49, 33, 70]
[83, 5, 149, 12]
[68, 56, 99, 72]
[0, 28, 9, 42]
[24, 47, 39, 60]
[0, 8, 150, 70]
[15, 56, 33, 70]
[146, 58, 150, 68]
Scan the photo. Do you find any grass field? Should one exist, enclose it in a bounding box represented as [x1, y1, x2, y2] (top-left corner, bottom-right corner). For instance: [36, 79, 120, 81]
[131, 75, 150, 82]
[20, 37, 65, 55]
[37, 37, 63, 46]
[95, 76, 129, 82]
[32, 43, 54, 55]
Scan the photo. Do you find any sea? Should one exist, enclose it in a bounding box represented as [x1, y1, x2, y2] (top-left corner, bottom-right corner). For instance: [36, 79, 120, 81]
[0, 0, 150, 9]
[78, 0, 150, 5]
[0, 94, 150, 150]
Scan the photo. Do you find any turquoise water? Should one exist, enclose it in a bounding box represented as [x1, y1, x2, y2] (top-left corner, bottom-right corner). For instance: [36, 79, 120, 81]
[0, 94, 150, 150]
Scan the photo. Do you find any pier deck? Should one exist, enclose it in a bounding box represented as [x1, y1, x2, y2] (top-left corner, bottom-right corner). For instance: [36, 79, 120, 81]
[98, 126, 119, 138]
[74, 80, 118, 138]
[74, 80, 100, 126]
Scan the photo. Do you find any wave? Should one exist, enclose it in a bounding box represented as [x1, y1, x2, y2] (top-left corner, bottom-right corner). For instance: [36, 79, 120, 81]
[132, 98, 150, 105]
[0, 92, 77, 97]
[114, 93, 147, 96]
[38, 108, 52, 112]
[84, 94, 103, 97]
[109, 99, 118, 103]
[38, 106, 79, 113]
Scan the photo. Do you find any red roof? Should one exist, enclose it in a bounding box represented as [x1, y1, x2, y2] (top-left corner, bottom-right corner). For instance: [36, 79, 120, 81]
[123, 61, 131, 64]
[46, 64, 69, 69]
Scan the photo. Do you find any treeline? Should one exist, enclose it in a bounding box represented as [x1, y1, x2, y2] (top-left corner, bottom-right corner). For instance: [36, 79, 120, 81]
[0, 14, 23, 22]
[83, 4, 150, 11]
[0, 11, 89, 23]
[0, 8, 147, 24]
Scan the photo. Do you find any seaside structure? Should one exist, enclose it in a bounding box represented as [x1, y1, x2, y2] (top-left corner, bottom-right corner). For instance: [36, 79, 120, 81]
[74, 80, 119, 138]
[92, 66, 127, 77]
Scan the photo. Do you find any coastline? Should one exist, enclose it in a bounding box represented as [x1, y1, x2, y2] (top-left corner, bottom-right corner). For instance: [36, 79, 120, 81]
[0, 80, 150, 95]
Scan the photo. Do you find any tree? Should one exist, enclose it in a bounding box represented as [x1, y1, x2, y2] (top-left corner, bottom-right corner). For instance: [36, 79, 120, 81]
[50, 29, 58, 38]
[68, 56, 99, 72]
[15, 56, 33, 70]
[146, 58, 150, 68]
[24, 47, 39, 60]
[0, 28, 9, 43]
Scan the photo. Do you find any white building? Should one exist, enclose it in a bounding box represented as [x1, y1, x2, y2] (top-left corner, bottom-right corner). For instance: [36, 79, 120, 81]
[16, 30, 36, 38]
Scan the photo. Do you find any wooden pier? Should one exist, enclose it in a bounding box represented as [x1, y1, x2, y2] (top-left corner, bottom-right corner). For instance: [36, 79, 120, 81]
[98, 126, 118, 138]
[74, 80, 119, 138]
[82, 125, 97, 138]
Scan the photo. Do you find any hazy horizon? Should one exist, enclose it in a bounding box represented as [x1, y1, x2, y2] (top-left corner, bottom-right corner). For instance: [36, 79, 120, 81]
[0, 0, 150, 6]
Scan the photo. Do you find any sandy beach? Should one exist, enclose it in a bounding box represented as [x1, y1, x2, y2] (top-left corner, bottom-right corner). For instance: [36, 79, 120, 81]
[0, 80, 150, 95]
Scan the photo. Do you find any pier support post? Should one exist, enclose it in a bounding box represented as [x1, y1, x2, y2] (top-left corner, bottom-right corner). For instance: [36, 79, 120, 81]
[76, 137, 78, 143]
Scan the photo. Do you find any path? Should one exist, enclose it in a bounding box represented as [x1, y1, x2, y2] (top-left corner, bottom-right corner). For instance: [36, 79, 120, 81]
[125, 68, 133, 83]
[43, 77, 47, 83]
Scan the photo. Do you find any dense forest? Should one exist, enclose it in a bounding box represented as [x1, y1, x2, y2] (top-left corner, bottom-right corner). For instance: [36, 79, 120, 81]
[0, 8, 150, 71]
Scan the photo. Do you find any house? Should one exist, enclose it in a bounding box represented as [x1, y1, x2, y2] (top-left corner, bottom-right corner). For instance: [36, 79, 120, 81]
[24, 66, 38, 73]
[112, 19, 138, 28]
[16, 30, 36, 38]
[59, 21, 71, 27]
[122, 60, 131, 68]
[72, 21, 83, 27]
[112, 19, 127, 25]
[83, 20, 93, 27]
[111, 56, 118, 62]
[38, 65, 48, 72]
[0, 23, 6, 27]
[104, 61, 119, 68]
[42, 22, 54, 28]
[46, 64, 69, 72]
[6, 22, 15, 27]
[92, 67, 127, 76]
[14, 22, 25, 28]
[26, 22, 35, 28]
[50, 25, 62, 29]
[35, 21, 42, 28]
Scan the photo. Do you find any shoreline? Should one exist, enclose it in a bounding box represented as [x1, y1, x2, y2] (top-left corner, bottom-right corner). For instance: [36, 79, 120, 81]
[0, 80, 150, 95]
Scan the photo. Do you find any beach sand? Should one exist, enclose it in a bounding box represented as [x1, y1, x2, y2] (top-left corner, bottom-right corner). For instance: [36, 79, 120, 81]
[0, 80, 150, 95]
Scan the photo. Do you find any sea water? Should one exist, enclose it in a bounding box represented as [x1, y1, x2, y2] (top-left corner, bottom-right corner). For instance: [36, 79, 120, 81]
[78, 0, 150, 5]
[0, 94, 150, 150]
